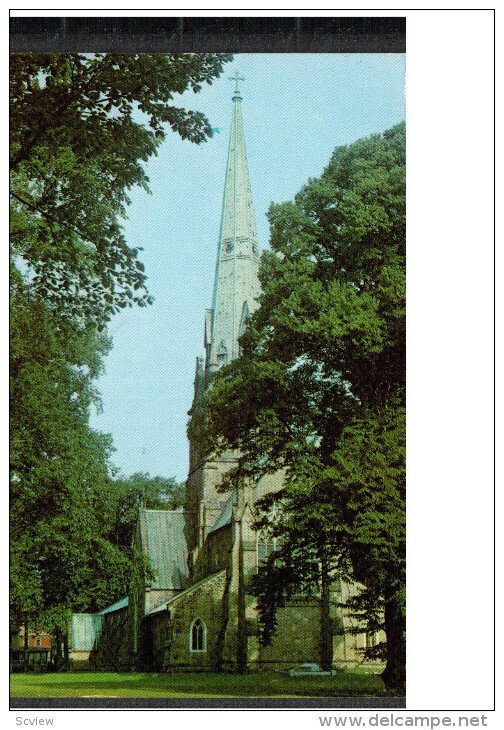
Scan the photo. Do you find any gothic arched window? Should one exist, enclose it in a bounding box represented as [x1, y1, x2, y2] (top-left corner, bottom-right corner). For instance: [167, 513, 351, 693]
[190, 618, 206, 653]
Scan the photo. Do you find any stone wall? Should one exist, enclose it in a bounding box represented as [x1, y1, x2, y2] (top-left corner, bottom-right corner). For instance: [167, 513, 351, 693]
[245, 596, 321, 670]
[147, 570, 229, 671]
[185, 455, 236, 568]
[204, 527, 233, 576]
[140, 570, 381, 672]
[137, 464, 387, 673]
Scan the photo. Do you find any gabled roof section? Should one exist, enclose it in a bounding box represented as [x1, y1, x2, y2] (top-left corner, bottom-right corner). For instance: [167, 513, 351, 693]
[98, 596, 129, 615]
[138, 509, 188, 590]
[144, 570, 228, 617]
[208, 494, 234, 534]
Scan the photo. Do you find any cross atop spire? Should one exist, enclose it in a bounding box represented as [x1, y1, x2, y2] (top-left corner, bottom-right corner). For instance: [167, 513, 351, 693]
[229, 71, 245, 98]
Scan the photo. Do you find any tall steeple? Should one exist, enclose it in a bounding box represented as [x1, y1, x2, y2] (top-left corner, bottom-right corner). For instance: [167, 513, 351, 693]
[186, 75, 261, 562]
[206, 73, 260, 370]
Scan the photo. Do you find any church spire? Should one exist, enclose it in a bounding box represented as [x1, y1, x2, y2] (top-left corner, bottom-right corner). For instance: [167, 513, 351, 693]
[207, 74, 260, 370]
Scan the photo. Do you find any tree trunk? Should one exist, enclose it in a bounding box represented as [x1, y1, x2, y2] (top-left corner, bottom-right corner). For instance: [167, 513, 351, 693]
[319, 551, 333, 671]
[54, 627, 62, 671]
[236, 515, 248, 674]
[381, 591, 406, 694]
[63, 630, 69, 671]
[23, 617, 29, 672]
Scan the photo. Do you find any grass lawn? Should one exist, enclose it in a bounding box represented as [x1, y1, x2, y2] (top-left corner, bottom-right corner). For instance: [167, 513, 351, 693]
[10, 670, 386, 698]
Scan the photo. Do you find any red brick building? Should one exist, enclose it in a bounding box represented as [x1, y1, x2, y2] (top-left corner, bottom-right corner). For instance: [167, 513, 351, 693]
[17, 627, 52, 650]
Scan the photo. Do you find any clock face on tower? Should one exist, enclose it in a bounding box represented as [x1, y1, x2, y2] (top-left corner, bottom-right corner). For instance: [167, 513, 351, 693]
[225, 242, 234, 253]
[252, 244, 258, 256]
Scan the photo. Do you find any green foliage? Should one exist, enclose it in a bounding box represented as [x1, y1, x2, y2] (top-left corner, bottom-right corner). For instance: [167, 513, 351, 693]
[251, 544, 321, 646]
[201, 123, 406, 690]
[10, 282, 132, 621]
[10, 53, 231, 634]
[10, 287, 183, 624]
[10, 52, 232, 326]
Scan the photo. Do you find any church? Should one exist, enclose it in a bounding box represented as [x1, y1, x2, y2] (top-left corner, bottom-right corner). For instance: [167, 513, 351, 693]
[79, 76, 383, 673]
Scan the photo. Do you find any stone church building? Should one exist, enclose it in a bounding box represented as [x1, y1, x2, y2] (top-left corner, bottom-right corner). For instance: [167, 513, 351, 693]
[88, 77, 382, 673]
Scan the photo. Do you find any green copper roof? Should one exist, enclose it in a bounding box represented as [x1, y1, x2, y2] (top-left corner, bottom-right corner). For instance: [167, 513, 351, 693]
[208, 495, 233, 534]
[98, 596, 128, 615]
[139, 509, 188, 590]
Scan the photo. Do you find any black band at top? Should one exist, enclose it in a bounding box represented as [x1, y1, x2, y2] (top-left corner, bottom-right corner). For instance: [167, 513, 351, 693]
[10, 16, 406, 54]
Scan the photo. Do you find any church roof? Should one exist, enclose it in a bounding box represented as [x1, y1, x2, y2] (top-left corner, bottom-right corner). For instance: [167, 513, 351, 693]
[98, 596, 128, 615]
[145, 570, 228, 616]
[208, 495, 234, 534]
[138, 509, 188, 590]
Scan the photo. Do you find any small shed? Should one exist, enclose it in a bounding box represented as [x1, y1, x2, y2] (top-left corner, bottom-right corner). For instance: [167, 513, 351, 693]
[71, 613, 102, 651]
[69, 613, 103, 669]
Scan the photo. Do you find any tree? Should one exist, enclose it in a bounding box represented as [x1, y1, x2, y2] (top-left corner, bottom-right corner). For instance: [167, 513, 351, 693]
[10, 283, 186, 637]
[201, 123, 406, 691]
[10, 52, 232, 639]
[10, 281, 133, 631]
[10, 52, 232, 326]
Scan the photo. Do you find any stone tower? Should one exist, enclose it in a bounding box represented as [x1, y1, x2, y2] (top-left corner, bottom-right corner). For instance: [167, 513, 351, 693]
[186, 74, 261, 571]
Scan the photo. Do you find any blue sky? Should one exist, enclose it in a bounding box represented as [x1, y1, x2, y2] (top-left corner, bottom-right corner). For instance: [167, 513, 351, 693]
[90, 52, 405, 482]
